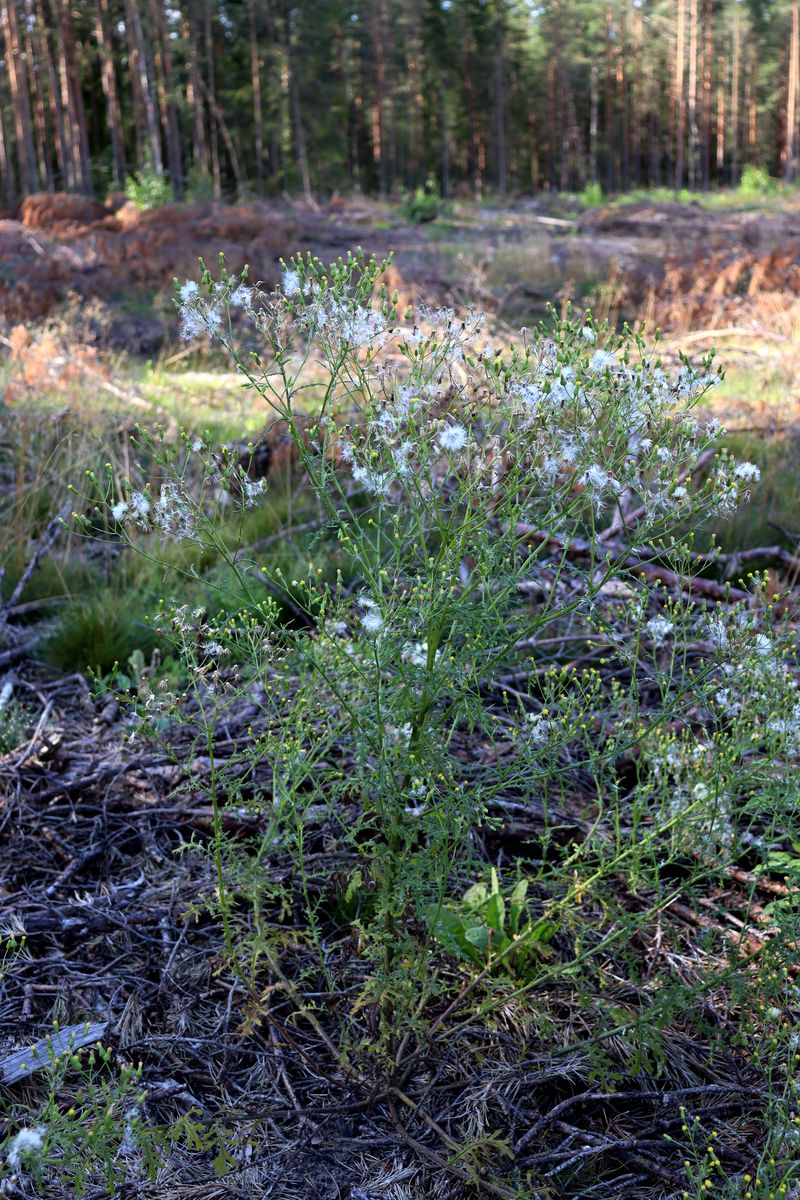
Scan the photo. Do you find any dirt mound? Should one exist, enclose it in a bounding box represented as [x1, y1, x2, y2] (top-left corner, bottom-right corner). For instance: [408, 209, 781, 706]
[0, 219, 91, 322]
[0, 198, 364, 328]
[653, 243, 800, 329]
[20, 191, 106, 232]
[579, 199, 708, 234]
[81, 202, 301, 288]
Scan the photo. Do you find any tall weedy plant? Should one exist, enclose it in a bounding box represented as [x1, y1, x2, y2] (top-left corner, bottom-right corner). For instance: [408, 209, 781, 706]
[101, 250, 795, 1063]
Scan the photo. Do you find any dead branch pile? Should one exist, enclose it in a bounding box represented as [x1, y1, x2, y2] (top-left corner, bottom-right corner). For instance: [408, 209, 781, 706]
[20, 193, 106, 234]
[654, 243, 800, 330]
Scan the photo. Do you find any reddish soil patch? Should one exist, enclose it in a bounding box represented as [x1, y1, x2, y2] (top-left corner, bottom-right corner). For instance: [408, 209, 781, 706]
[0, 196, 400, 331]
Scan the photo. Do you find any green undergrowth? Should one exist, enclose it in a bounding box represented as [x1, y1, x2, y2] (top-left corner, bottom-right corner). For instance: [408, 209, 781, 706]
[0, 403, 347, 678]
[692, 430, 800, 556]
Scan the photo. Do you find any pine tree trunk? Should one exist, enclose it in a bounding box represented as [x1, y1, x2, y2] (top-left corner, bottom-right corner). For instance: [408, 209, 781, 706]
[716, 54, 726, 181]
[528, 108, 540, 192]
[193, 70, 243, 199]
[675, 0, 686, 188]
[249, 0, 265, 195]
[604, 6, 614, 191]
[631, 3, 642, 186]
[146, 0, 182, 196]
[688, 0, 698, 188]
[495, 36, 506, 197]
[22, 0, 51, 189]
[125, 0, 162, 176]
[787, 0, 799, 181]
[748, 48, 758, 157]
[701, 0, 713, 188]
[616, 17, 628, 189]
[440, 79, 450, 198]
[35, 0, 68, 189]
[2, 0, 39, 195]
[180, 4, 208, 186]
[731, 7, 741, 184]
[204, 0, 221, 197]
[590, 60, 598, 184]
[284, 6, 311, 199]
[57, 0, 93, 192]
[0, 59, 15, 202]
[95, 0, 126, 188]
[370, 0, 387, 196]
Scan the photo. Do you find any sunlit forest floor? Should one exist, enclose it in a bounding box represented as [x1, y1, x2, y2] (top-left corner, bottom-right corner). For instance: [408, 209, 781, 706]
[4, 190, 800, 1198]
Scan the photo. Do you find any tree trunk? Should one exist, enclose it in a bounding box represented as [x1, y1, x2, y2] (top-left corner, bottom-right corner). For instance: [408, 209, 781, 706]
[180, 4, 208, 184]
[528, 107, 540, 192]
[0, 56, 15, 202]
[2, 0, 39, 195]
[34, 0, 68, 189]
[716, 53, 726, 181]
[748, 47, 758, 156]
[495, 35, 506, 197]
[688, 0, 698, 188]
[284, 6, 311, 199]
[22, 0, 52, 189]
[194, 71, 243, 200]
[57, 0, 92, 192]
[440, 80, 450, 198]
[787, 0, 799, 181]
[604, 6, 613, 191]
[590, 60, 598, 184]
[701, 0, 713, 189]
[125, 0, 162, 175]
[249, 0, 265, 195]
[731, 6, 741, 184]
[369, 0, 387, 196]
[631, 3, 642, 185]
[146, 0, 183, 196]
[204, 0, 221, 197]
[675, 0, 686, 188]
[95, 0, 126, 188]
[616, 16, 628, 189]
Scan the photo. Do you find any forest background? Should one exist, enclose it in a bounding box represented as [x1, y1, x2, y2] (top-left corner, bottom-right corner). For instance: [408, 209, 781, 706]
[0, 0, 798, 207]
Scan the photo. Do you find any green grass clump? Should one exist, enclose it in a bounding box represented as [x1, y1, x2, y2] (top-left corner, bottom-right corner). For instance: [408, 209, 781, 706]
[400, 180, 443, 223]
[738, 163, 778, 198]
[124, 163, 174, 211]
[579, 180, 604, 207]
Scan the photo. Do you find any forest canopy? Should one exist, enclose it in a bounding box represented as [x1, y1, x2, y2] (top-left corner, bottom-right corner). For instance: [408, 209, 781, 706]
[0, 0, 799, 206]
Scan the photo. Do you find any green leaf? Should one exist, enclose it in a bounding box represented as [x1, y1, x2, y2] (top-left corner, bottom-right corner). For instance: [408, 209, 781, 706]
[462, 882, 488, 909]
[344, 868, 363, 905]
[509, 879, 528, 935]
[526, 919, 557, 945]
[485, 891, 506, 934]
[430, 909, 481, 962]
[464, 924, 490, 951]
[212, 1140, 232, 1178]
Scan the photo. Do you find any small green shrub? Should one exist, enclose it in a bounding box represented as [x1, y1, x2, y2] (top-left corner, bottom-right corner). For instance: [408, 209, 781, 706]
[738, 163, 777, 197]
[431, 869, 556, 975]
[579, 180, 604, 207]
[0, 1031, 151, 1197]
[400, 179, 442, 223]
[124, 164, 173, 211]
